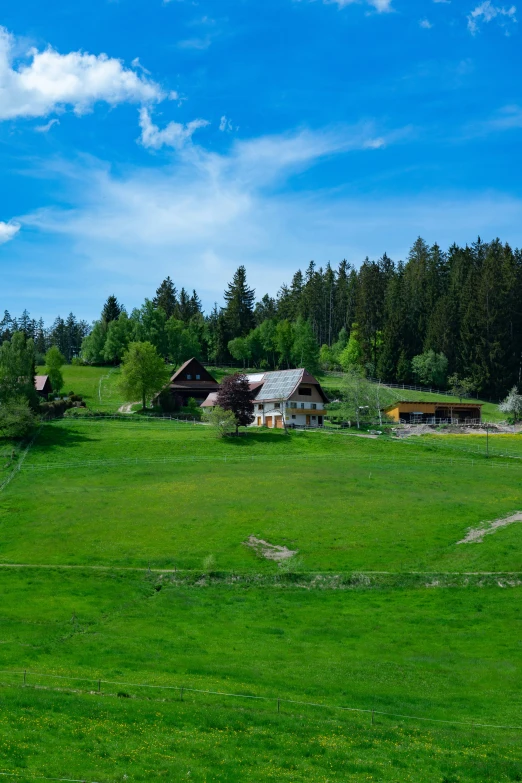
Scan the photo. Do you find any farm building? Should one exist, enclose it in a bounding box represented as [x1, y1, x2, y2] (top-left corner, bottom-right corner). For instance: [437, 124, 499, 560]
[34, 375, 53, 398]
[383, 400, 483, 425]
[202, 367, 328, 428]
[155, 358, 219, 407]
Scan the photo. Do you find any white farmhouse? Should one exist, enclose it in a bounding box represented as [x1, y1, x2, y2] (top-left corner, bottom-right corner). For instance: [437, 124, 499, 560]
[201, 368, 328, 428]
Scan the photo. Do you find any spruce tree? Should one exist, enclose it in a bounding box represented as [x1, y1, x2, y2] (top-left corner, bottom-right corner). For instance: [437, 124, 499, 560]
[153, 277, 178, 318]
[223, 266, 255, 338]
[102, 295, 122, 324]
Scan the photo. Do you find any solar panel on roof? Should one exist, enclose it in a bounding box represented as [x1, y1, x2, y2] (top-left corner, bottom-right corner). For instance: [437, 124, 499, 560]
[255, 369, 303, 401]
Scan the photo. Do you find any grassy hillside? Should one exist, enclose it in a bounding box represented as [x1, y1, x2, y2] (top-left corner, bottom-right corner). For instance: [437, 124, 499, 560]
[0, 569, 521, 782]
[1, 421, 522, 571]
[1, 415, 521, 781]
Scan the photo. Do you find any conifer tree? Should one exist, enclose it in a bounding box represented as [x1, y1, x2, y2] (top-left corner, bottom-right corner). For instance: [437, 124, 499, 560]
[223, 266, 255, 337]
[102, 295, 122, 324]
[153, 277, 178, 318]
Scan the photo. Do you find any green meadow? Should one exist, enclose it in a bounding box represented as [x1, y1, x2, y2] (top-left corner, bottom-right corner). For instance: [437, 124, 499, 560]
[0, 393, 521, 781]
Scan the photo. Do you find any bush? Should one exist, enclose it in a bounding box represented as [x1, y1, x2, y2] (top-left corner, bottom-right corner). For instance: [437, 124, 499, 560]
[64, 407, 97, 418]
[0, 399, 37, 439]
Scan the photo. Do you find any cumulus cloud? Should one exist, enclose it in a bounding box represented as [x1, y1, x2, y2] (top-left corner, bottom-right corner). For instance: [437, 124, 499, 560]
[0, 26, 164, 120]
[138, 107, 209, 149]
[0, 221, 20, 244]
[467, 2, 517, 34]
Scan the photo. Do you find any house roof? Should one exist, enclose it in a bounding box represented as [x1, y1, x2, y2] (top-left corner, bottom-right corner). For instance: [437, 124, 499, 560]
[200, 391, 218, 408]
[245, 368, 328, 403]
[34, 375, 51, 391]
[169, 358, 218, 386]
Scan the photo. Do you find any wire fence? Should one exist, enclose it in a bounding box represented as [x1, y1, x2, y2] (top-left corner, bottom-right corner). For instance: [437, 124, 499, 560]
[0, 668, 520, 732]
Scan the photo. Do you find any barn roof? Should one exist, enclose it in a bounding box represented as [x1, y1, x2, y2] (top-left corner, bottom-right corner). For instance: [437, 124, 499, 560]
[383, 400, 483, 411]
[34, 375, 51, 391]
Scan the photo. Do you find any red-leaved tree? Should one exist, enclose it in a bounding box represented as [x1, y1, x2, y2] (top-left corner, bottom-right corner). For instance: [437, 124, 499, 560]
[216, 372, 254, 434]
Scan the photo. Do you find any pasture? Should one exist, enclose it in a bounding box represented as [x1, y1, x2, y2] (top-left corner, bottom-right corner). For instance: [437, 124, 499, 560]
[0, 417, 521, 781]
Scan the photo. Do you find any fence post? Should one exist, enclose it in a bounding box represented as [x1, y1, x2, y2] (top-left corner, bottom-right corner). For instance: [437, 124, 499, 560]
[98, 679, 101, 692]
[180, 686, 184, 701]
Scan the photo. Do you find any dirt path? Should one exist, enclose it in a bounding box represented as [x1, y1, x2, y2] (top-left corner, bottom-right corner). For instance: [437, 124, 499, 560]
[458, 512, 522, 544]
[117, 402, 139, 414]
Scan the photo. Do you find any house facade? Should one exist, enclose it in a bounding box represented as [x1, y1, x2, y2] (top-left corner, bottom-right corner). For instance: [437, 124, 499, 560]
[202, 367, 328, 428]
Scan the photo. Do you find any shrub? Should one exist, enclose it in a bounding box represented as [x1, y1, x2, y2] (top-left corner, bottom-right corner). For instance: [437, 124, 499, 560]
[0, 399, 36, 439]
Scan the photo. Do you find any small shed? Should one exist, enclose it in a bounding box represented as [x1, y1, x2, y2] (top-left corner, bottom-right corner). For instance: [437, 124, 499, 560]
[384, 400, 482, 425]
[34, 375, 53, 398]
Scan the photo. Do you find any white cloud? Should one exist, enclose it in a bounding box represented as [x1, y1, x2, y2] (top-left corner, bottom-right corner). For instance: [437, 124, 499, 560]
[321, 0, 393, 11]
[0, 221, 20, 244]
[138, 107, 209, 149]
[467, 2, 517, 34]
[219, 115, 233, 132]
[0, 26, 164, 121]
[18, 124, 409, 304]
[420, 19, 434, 28]
[35, 118, 60, 133]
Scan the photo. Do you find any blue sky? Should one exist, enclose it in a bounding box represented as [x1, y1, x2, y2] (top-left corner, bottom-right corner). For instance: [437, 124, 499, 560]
[0, 0, 521, 323]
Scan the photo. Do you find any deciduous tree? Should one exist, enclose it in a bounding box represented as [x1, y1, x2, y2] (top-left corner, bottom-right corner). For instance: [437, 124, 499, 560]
[118, 342, 169, 411]
[216, 372, 254, 434]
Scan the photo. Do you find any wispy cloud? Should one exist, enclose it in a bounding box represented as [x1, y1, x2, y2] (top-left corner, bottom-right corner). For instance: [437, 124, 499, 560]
[219, 115, 233, 132]
[0, 221, 20, 244]
[16, 122, 414, 313]
[0, 26, 165, 121]
[419, 18, 433, 27]
[138, 107, 209, 149]
[467, 2, 517, 35]
[35, 118, 60, 133]
[468, 104, 522, 134]
[324, 0, 393, 10]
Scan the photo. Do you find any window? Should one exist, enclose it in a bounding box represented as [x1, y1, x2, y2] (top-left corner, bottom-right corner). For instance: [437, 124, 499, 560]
[298, 386, 312, 396]
[258, 404, 263, 411]
[312, 403, 317, 410]
[291, 415, 296, 419]
[196, 374, 201, 380]
[301, 403, 305, 409]
[274, 402, 280, 409]
[186, 374, 192, 380]
[312, 415, 316, 420]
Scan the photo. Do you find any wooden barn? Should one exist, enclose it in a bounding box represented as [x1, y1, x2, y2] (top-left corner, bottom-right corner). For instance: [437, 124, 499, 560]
[155, 358, 219, 407]
[383, 400, 483, 425]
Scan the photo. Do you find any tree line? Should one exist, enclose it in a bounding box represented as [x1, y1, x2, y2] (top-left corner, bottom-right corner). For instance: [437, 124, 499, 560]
[3, 235, 521, 398]
[0, 311, 89, 363]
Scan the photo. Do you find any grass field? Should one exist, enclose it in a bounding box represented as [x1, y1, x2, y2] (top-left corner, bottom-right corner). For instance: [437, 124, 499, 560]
[1, 391, 521, 781]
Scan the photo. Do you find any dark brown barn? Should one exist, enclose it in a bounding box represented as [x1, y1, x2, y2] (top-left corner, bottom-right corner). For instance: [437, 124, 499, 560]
[156, 358, 219, 407]
[34, 375, 53, 398]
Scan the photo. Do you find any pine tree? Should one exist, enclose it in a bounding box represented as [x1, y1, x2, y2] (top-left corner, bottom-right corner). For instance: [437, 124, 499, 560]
[176, 288, 192, 323]
[223, 266, 255, 338]
[102, 295, 123, 324]
[153, 277, 178, 318]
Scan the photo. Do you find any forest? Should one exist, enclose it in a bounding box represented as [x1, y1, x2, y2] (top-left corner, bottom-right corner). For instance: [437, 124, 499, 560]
[2, 236, 521, 398]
